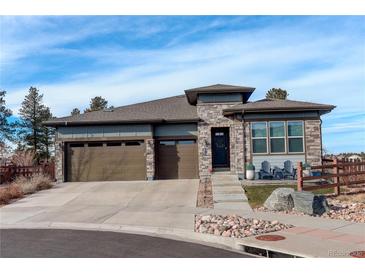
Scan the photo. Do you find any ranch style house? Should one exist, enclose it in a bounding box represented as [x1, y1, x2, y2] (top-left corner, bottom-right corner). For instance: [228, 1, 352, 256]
[44, 84, 335, 182]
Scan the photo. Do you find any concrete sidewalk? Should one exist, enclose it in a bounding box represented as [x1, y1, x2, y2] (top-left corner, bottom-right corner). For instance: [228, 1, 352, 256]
[200, 205, 364, 257]
[235, 212, 365, 258]
[208, 173, 364, 257]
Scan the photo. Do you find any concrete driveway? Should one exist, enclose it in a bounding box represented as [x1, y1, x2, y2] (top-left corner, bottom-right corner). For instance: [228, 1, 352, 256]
[0, 180, 204, 230]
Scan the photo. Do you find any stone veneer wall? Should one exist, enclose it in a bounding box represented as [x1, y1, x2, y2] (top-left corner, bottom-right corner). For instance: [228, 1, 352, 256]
[145, 139, 155, 180]
[197, 103, 244, 179]
[54, 141, 64, 183]
[305, 119, 322, 165]
[243, 121, 252, 165]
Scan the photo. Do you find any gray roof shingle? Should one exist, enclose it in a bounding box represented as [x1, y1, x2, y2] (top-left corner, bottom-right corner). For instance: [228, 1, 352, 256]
[44, 91, 335, 127]
[223, 98, 336, 115]
[44, 95, 198, 126]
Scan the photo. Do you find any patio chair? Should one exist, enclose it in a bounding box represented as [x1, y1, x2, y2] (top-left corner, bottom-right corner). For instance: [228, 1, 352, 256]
[273, 166, 284, 180]
[259, 161, 273, 180]
[282, 160, 296, 179]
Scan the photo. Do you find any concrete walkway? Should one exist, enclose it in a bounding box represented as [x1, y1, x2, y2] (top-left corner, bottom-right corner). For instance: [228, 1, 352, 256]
[207, 173, 364, 257]
[211, 172, 252, 212]
[233, 211, 365, 257]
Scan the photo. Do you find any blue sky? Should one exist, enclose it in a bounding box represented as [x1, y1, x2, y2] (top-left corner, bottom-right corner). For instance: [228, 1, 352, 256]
[1, 16, 364, 153]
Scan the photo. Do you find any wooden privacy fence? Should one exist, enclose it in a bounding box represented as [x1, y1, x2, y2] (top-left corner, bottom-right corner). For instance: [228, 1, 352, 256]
[297, 158, 365, 195]
[0, 162, 55, 184]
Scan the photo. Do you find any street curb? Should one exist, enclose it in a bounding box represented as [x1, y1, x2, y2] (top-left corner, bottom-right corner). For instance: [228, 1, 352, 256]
[3, 221, 359, 258]
[0, 222, 317, 257]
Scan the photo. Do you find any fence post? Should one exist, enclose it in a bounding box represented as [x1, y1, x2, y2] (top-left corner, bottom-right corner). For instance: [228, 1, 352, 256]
[333, 158, 340, 196]
[297, 162, 303, 191]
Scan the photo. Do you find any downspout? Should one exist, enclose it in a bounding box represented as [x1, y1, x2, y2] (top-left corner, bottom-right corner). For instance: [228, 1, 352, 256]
[319, 111, 323, 164]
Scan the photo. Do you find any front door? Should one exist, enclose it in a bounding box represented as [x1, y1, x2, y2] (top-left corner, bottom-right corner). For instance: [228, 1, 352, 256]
[211, 128, 230, 169]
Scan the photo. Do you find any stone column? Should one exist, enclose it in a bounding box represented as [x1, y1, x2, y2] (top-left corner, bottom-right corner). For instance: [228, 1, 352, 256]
[54, 141, 64, 183]
[146, 139, 155, 180]
[243, 121, 252, 166]
[233, 122, 245, 179]
[305, 120, 322, 165]
[197, 122, 212, 180]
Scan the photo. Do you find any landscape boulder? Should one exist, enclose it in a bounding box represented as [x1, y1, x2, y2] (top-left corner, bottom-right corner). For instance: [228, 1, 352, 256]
[263, 188, 295, 211]
[291, 191, 330, 215]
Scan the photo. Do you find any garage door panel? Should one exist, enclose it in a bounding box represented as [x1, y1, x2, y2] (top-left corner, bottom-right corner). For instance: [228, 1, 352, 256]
[67, 142, 146, 182]
[156, 140, 198, 179]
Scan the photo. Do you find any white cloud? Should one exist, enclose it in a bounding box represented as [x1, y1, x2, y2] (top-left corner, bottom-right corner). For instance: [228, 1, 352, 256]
[7, 23, 364, 114]
[2, 16, 364, 153]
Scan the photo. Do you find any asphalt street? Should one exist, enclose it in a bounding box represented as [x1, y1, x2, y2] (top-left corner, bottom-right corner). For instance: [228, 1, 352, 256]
[0, 229, 253, 258]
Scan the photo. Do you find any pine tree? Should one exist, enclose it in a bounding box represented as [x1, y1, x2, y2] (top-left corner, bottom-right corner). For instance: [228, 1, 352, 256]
[39, 107, 55, 161]
[17, 87, 53, 161]
[84, 96, 108, 113]
[265, 88, 289, 100]
[71, 108, 81, 116]
[0, 90, 14, 142]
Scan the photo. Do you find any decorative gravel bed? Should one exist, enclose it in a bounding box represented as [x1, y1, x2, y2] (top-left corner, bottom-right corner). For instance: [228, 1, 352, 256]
[194, 214, 294, 238]
[321, 198, 365, 223]
[256, 197, 365, 223]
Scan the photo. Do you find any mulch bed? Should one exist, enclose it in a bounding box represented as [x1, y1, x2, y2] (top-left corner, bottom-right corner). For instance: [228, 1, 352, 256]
[196, 179, 213, 208]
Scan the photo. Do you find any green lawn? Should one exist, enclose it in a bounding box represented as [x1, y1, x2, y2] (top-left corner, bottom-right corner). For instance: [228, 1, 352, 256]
[243, 184, 334, 208]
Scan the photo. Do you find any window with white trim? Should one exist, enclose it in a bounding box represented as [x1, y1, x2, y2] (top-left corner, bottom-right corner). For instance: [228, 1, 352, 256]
[269, 121, 286, 153]
[251, 122, 267, 154]
[251, 120, 305, 155]
[287, 121, 304, 153]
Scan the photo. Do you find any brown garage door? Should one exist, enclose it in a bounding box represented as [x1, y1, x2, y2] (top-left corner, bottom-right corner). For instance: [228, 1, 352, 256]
[66, 141, 146, 182]
[156, 139, 198, 179]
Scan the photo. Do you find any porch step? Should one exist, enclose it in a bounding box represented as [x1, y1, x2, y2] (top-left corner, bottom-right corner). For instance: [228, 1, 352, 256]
[211, 172, 252, 212]
[213, 189, 245, 195]
[211, 174, 238, 180]
[214, 193, 247, 202]
[213, 185, 243, 192]
[212, 181, 241, 187]
[214, 202, 251, 210]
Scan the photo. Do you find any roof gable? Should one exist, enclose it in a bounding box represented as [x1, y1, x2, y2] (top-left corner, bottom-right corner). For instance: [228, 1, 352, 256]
[184, 83, 255, 105]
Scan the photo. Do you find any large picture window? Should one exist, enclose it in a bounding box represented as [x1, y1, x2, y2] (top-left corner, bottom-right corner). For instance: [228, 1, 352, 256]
[288, 121, 304, 153]
[251, 122, 267, 153]
[269, 121, 286, 153]
[251, 121, 305, 154]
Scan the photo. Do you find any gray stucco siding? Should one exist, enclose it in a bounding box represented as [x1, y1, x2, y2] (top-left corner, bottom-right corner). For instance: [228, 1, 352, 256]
[57, 124, 153, 139]
[154, 123, 197, 137]
[252, 154, 305, 170]
[198, 93, 243, 104]
[242, 111, 320, 121]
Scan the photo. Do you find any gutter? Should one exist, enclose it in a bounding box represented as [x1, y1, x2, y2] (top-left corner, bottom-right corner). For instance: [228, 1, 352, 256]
[223, 106, 336, 116]
[42, 118, 200, 127]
